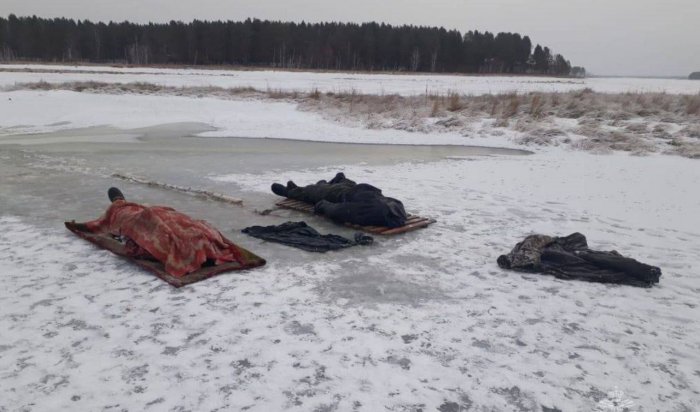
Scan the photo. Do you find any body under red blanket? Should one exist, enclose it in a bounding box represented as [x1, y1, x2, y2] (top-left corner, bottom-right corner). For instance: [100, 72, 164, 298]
[86, 200, 247, 277]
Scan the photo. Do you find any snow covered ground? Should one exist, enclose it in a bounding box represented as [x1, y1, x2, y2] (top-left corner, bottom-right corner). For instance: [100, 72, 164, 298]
[0, 90, 508, 147]
[2, 63, 700, 95]
[1, 66, 699, 411]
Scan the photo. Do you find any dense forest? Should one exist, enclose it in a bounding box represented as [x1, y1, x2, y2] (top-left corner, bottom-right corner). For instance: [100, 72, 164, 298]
[0, 15, 583, 76]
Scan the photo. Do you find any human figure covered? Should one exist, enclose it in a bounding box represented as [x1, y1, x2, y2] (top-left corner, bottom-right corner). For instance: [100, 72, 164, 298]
[271, 173, 408, 228]
[84, 187, 247, 277]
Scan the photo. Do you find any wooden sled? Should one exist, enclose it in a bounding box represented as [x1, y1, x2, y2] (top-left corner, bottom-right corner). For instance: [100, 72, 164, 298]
[65, 221, 266, 287]
[275, 199, 436, 235]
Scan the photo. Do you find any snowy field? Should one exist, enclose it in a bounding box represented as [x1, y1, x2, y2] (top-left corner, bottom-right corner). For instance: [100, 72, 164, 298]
[1, 65, 699, 412]
[2, 63, 700, 95]
[0, 90, 504, 146]
[2, 63, 699, 158]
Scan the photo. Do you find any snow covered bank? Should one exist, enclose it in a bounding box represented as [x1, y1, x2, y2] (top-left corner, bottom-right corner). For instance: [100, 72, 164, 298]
[2, 66, 697, 157]
[298, 89, 700, 158]
[2, 63, 700, 95]
[0, 90, 517, 148]
[3, 86, 698, 157]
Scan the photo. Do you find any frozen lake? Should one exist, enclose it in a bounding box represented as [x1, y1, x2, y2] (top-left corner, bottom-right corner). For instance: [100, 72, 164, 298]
[0, 123, 529, 271]
[1, 67, 698, 412]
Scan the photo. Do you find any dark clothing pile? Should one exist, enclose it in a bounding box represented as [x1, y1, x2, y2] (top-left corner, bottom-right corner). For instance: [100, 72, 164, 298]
[242, 221, 374, 253]
[497, 232, 661, 287]
[273, 173, 408, 228]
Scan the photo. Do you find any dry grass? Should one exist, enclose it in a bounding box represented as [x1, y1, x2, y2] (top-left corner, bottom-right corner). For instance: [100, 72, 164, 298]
[430, 100, 441, 117]
[8, 80, 700, 158]
[446, 91, 463, 112]
[673, 142, 700, 158]
[503, 94, 520, 118]
[489, 100, 499, 116]
[308, 88, 321, 99]
[624, 122, 649, 134]
[685, 94, 700, 115]
[679, 124, 700, 139]
[267, 87, 297, 99]
[516, 126, 567, 146]
[529, 94, 545, 119]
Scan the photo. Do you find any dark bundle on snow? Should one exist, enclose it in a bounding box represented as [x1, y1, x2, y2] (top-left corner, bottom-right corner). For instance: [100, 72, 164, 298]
[497, 232, 661, 287]
[242, 221, 373, 253]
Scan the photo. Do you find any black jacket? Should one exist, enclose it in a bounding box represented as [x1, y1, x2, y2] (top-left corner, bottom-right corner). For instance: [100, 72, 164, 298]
[497, 233, 661, 287]
[243, 221, 373, 252]
[282, 175, 408, 228]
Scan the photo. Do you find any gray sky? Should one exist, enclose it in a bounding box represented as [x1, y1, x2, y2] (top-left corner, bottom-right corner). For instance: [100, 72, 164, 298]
[2, 0, 698, 76]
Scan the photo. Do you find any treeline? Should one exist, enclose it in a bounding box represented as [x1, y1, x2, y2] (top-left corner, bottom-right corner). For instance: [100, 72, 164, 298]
[0, 15, 583, 76]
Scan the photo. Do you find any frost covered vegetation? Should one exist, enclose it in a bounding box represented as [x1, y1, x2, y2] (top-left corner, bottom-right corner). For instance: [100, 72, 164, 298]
[301, 88, 700, 158]
[13, 80, 700, 158]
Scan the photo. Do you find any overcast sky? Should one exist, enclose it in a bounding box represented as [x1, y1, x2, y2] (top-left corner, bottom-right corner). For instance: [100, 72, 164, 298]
[1, 0, 698, 77]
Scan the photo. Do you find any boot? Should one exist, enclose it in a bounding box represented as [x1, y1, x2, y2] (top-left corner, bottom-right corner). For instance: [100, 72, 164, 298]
[271, 183, 288, 197]
[108, 187, 125, 203]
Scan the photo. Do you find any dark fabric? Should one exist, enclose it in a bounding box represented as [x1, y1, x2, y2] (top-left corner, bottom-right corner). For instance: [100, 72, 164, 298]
[285, 175, 360, 204]
[279, 173, 408, 228]
[497, 232, 661, 287]
[242, 221, 374, 253]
